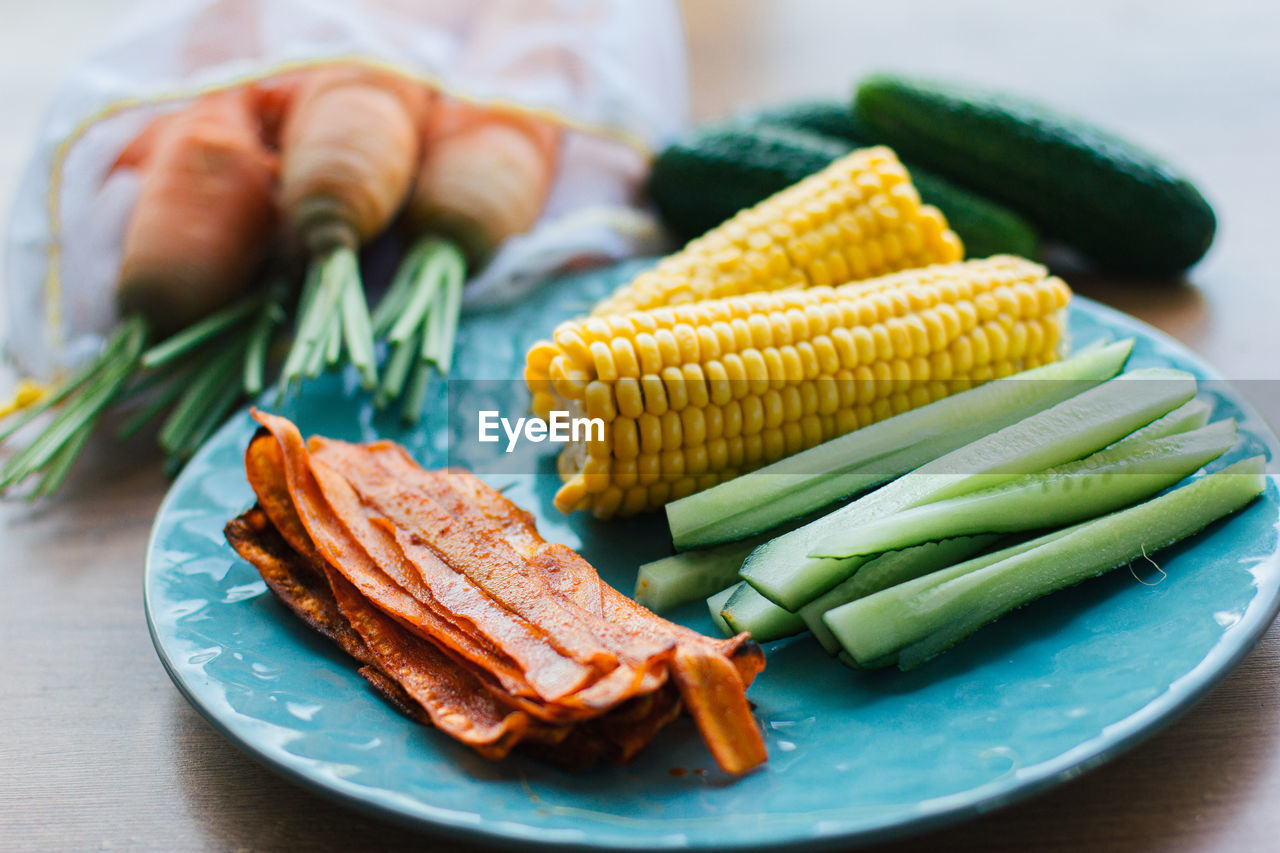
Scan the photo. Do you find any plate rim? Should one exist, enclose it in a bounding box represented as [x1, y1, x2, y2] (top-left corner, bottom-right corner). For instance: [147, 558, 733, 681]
[143, 293, 1280, 851]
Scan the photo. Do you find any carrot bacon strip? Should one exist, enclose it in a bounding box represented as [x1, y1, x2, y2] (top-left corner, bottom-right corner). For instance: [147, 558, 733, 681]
[225, 506, 561, 756]
[325, 569, 536, 759]
[248, 412, 554, 707]
[670, 648, 769, 776]
[308, 439, 647, 682]
[309, 459, 600, 705]
[225, 506, 374, 667]
[235, 411, 768, 773]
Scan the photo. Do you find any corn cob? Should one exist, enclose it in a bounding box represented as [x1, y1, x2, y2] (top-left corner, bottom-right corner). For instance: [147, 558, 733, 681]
[592, 146, 963, 316]
[527, 257, 1071, 519]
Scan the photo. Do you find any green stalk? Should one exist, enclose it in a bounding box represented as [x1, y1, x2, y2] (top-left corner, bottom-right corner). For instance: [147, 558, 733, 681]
[430, 245, 466, 374]
[116, 361, 200, 441]
[303, 313, 337, 379]
[324, 310, 343, 367]
[242, 303, 283, 397]
[0, 319, 146, 488]
[279, 250, 346, 392]
[372, 241, 431, 337]
[158, 331, 248, 455]
[0, 319, 139, 444]
[388, 239, 452, 345]
[402, 354, 433, 425]
[140, 295, 260, 369]
[33, 420, 95, 499]
[375, 329, 421, 410]
[336, 249, 378, 390]
[170, 365, 246, 461]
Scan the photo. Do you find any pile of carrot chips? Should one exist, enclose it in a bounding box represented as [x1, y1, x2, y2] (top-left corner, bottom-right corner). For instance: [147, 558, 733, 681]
[225, 410, 767, 773]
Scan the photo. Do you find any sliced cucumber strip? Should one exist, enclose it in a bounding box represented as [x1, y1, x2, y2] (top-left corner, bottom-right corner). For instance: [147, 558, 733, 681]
[719, 581, 802, 641]
[707, 585, 737, 636]
[740, 367, 1198, 610]
[1109, 397, 1211, 449]
[719, 581, 807, 641]
[800, 535, 999, 653]
[634, 538, 758, 612]
[827, 455, 1267, 668]
[666, 340, 1135, 550]
[809, 419, 1236, 558]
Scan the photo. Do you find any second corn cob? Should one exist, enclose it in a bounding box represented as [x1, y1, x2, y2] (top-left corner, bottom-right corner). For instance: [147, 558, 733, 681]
[527, 256, 1071, 519]
[591, 146, 964, 316]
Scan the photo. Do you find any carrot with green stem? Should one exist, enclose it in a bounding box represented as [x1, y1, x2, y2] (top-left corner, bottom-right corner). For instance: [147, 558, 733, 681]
[375, 98, 560, 422]
[1, 87, 282, 496]
[117, 87, 279, 336]
[275, 66, 432, 394]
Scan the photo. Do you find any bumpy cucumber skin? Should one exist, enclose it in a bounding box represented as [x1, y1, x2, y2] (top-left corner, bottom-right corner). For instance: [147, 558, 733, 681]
[747, 100, 864, 143]
[854, 74, 1216, 275]
[649, 123, 1040, 259]
[649, 125, 844, 241]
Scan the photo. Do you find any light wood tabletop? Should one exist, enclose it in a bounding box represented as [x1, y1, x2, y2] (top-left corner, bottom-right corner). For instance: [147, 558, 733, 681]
[3, 1, 1279, 850]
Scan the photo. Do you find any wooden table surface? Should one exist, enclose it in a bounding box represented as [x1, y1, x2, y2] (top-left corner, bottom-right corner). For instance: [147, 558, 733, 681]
[3, 1, 1279, 850]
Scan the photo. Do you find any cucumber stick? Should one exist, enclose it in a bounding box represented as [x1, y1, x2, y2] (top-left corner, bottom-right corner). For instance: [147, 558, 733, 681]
[634, 538, 758, 612]
[801, 535, 1000, 652]
[1109, 398, 1211, 449]
[800, 399, 1214, 650]
[719, 581, 807, 641]
[666, 340, 1134, 550]
[827, 456, 1267, 668]
[712, 391, 1213, 642]
[741, 367, 1198, 610]
[809, 419, 1236, 559]
[707, 586, 736, 636]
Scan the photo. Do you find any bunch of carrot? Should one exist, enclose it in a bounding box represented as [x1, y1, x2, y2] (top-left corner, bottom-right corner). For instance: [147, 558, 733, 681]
[0, 64, 561, 497]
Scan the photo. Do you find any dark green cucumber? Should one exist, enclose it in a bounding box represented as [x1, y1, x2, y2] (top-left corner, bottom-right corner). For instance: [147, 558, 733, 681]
[648, 123, 1040, 259]
[744, 100, 864, 143]
[853, 74, 1216, 275]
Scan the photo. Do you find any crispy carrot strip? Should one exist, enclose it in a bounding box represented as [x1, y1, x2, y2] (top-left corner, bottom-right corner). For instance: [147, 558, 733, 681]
[314, 465, 600, 704]
[325, 569, 536, 759]
[245, 432, 325, 564]
[244, 414, 768, 773]
[371, 450, 677, 666]
[249, 411, 559, 709]
[346, 439, 767, 773]
[225, 506, 375, 667]
[308, 438, 637, 679]
[225, 505, 566, 757]
[375, 450, 763, 686]
[315, 439, 679, 713]
[670, 647, 768, 775]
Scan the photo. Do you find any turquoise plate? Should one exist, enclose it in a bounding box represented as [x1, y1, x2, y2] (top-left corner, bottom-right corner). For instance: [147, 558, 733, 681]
[145, 262, 1280, 851]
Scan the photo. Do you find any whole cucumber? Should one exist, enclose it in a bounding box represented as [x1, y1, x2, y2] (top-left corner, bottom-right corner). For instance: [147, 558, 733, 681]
[853, 73, 1216, 275]
[649, 122, 1041, 260]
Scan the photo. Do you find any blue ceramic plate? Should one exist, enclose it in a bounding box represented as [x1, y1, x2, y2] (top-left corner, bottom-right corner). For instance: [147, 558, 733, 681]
[145, 262, 1280, 851]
